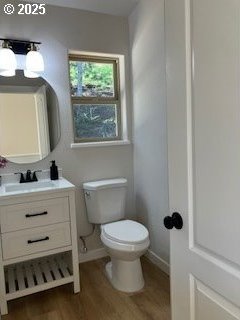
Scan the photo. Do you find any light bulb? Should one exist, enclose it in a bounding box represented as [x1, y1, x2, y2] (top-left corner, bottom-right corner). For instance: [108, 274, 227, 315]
[0, 47, 17, 71]
[0, 69, 16, 77]
[26, 50, 44, 72]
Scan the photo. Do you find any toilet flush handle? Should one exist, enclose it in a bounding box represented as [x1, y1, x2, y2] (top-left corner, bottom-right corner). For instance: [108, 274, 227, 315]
[85, 191, 91, 198]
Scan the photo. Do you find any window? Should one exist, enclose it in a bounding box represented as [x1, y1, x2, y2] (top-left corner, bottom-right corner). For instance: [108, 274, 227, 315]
[69, 55, 121, 143]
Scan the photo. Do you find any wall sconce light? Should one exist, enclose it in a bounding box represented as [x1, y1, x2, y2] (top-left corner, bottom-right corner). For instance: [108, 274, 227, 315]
[0, 40, 17, 76]
[26, 43, 44, 73]
[0, 38, 44, 78]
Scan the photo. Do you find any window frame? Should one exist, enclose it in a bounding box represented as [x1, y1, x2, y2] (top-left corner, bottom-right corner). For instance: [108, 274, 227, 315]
[69, 54, 122, 143]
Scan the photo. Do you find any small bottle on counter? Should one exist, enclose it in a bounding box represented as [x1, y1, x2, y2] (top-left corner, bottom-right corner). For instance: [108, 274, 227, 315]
[50, 160, 59, 180]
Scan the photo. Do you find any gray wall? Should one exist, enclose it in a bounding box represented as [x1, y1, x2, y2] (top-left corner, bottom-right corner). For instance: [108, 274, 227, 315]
[129, 0, 170, 264]
[0, 0, 134, 252]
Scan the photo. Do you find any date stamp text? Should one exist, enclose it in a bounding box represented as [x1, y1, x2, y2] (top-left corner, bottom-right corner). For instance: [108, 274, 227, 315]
[3, 3, 46, 15]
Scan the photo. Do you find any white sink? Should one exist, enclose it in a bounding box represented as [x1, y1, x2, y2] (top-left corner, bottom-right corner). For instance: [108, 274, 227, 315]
[4, 181, 56, 193]
[0, 177, 75, 198]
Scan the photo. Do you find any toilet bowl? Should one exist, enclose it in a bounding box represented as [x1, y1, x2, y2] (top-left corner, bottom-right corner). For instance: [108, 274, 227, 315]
[101, 220, 150, 292]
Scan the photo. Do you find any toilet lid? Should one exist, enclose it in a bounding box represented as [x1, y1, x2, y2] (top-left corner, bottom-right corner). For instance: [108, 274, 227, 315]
[102, 220, 149, 244]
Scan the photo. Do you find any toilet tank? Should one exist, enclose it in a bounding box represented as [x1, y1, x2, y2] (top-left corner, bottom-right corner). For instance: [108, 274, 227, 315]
[83, 178, 127, 224]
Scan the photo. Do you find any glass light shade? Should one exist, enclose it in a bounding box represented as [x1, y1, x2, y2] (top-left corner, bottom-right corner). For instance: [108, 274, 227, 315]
[24, 70, 39, 78]
[0, 69, 16, 77]
[0, 48, 17, 71]
[26, 50, 44, 72]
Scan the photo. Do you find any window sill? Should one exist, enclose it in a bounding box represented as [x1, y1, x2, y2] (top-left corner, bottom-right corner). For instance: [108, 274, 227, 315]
[71, 140, 131, 149]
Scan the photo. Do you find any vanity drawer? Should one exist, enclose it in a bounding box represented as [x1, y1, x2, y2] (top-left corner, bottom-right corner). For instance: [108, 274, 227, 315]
[0, 197, 70, 233]
[1, 222, 71, 260]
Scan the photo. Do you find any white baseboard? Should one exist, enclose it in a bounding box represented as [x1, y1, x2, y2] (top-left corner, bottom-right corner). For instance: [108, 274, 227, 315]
[79, 247, 108, 263]
[145, 250, 170, 275]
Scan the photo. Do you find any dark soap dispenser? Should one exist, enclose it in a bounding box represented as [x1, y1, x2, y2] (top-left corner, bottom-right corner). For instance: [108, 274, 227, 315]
[50, 160, 59, 180]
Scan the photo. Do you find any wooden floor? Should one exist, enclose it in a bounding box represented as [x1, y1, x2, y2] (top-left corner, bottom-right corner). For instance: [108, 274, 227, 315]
[3, 257, 171, 320]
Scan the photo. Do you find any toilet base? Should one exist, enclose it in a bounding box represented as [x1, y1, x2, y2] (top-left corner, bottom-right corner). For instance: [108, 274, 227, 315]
[105, 258, 145, 293]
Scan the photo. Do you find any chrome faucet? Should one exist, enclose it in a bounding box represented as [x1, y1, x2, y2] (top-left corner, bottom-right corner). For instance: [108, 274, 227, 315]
[15, 170, 42, 183]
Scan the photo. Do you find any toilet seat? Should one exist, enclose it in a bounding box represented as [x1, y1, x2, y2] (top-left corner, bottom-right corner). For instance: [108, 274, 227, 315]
[102, 220, 149, 245]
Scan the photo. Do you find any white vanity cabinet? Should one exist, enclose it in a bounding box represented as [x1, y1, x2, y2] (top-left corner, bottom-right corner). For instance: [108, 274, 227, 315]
[0, 178, 80, 315]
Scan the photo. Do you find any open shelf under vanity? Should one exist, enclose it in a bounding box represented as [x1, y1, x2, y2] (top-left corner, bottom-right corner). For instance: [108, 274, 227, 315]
[4, 253, 73, 301]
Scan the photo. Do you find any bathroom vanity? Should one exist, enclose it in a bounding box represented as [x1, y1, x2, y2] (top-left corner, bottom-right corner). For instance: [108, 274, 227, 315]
[0, 177, 80, 315]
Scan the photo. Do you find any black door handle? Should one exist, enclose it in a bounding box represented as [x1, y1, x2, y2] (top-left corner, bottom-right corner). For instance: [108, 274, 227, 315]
[164, 212, 183, 230]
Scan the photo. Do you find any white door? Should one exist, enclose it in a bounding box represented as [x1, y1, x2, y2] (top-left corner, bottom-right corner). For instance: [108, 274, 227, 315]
[166, 0, 240, 319]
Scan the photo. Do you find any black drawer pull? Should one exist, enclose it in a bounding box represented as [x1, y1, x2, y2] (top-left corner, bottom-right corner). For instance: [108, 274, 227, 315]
[25, 211, 48, 218]
[27, 236, 49, 244]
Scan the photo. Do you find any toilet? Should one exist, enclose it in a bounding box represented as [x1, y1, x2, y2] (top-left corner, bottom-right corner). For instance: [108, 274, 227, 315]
[83, 178, 150, 293]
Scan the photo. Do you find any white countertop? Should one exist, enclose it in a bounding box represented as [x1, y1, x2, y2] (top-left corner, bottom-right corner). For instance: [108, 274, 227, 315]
[0, 177, 75, 200]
